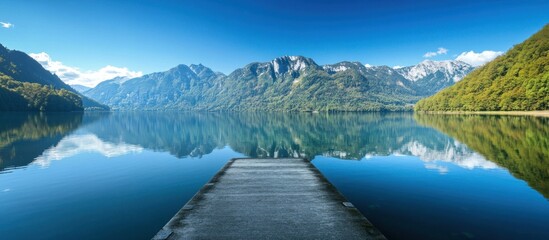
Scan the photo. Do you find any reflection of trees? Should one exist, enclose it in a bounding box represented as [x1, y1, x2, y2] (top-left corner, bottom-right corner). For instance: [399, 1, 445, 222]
[85, 112, 451, 160]
[416, 114, 549, 199]
[0, 113, 83, 170]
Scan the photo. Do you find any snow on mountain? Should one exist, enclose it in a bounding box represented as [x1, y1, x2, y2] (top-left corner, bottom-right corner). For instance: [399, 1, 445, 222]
[323, 65, 349, 72]
[271, 56, 317, 74]
[322, 62, 363, 74]
[396, 60, 474, 82]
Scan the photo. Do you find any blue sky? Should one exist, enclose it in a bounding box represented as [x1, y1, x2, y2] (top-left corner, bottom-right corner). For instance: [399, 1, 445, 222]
[0, 0, 548, 86]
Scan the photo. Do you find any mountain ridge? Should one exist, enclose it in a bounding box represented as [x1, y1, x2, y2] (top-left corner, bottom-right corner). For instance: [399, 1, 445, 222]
[0, 44, 109, 111]
[85, 56, 473, 111]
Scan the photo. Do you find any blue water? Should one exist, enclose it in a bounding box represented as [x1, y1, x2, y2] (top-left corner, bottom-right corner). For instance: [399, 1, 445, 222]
[313, 156, 549, 240]
[0, 112, 547, 240]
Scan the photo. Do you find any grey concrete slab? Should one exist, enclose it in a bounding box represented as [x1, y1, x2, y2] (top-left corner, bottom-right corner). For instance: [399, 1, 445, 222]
[153, 158, 386, 240]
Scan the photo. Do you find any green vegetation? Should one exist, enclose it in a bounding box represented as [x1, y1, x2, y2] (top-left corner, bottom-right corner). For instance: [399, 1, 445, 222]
[198, 64, 420, 111]
[0, 44, 108, 111]
[0, 74, 82, 111]
[415, 24, 549, 111]
[416, 114, 549, 198]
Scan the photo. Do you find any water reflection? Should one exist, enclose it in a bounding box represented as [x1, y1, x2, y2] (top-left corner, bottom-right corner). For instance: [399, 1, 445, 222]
[0, 112, 547, 198]
[398, 140, 498, 173]
[416, 114, 549, 198]
[1, 112, 548, 240]
[0, 113, 83, 171]
[33, 134, 143, 167]
[82, 112, 482, 162]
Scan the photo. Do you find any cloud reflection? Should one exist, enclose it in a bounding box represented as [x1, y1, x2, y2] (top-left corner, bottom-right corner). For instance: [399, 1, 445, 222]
[33, 134, 143, 167]
[401, 140, 499, 173]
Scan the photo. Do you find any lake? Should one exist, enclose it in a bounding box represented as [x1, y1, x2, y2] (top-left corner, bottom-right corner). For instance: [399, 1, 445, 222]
[0, 112, 547, 240]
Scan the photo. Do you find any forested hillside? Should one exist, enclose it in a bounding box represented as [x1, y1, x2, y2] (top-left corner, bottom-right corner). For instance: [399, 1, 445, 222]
[0, 73, 82, 111]
[0, 44, 108, 111]
[415, 24, 549, 111]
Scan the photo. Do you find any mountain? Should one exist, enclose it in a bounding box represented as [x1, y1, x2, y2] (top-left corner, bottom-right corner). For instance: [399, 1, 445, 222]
[196, 56, 422, 111]
[85, 56, 473, 111]
[0, 44, 109, 111]
[0, 45, 82, 111]
[0, 74, 82, 111]
[396, 60, 474, 95]
[85, 64, 223, 110]
[70, 84, 91, 93]
[415, 24, 549, 111]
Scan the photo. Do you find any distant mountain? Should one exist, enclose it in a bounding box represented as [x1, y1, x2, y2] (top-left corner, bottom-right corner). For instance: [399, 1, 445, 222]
[85, 64, 223, 110]
[416, 24, 549, 111]
[396, 60, 474, 95]
[197, 56, 420, 111]
[0, 44, 109, 111]
[70, 84, 91, 93]
[86, 56, 473, 111]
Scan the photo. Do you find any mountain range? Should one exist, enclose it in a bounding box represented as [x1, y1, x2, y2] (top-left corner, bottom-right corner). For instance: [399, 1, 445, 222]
[0, 44, 109, 111]
[2, 24, 548, 112]
[84, 57, 474, 111]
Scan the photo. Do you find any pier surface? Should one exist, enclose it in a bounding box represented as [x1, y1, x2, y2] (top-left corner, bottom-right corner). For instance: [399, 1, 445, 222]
[153, 158, 385, 240]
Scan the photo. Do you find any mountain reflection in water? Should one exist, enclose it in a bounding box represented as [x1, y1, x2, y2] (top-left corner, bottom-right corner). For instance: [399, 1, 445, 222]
[0, 112, 548, 240]
[1, 112, 546, 198]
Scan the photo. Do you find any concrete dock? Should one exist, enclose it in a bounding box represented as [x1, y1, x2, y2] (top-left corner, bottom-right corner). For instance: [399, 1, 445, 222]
[153, 158, 386, 240]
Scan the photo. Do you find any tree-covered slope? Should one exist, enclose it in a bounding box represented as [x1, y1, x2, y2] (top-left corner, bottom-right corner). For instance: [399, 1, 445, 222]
[0, 44, 108, 111]
[0, 74, 82, 111]
[415, 24, 549, 111]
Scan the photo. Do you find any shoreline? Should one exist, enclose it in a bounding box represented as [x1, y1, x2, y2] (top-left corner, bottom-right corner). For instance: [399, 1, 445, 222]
[416, 111, 549, 117]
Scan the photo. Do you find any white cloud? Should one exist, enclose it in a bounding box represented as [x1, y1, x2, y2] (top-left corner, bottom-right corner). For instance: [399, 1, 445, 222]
[437, 47, 448, 54]
[29, 52, 142, 87]
[0, 22, 13, 28]
[455, 50, 504, 67]
[423, 47, 448, 58]
[392, 65, 403, 69]
[364, 63, 373, 68]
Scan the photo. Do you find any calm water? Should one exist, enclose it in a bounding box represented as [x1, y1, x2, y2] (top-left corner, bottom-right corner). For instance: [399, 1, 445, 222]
[0, 112, 547, 240]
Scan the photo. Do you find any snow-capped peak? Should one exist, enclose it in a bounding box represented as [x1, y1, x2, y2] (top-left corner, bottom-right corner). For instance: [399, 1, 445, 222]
[271, 56, 315, 74]
[189, 64, 206, 74]
[323, 65, 349, 72]
[397, 60, 474, 82]
[322, 62, 365, 74]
